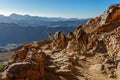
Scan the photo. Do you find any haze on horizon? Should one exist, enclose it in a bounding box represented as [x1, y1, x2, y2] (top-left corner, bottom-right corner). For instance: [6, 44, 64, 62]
[0, 0, 119, 18]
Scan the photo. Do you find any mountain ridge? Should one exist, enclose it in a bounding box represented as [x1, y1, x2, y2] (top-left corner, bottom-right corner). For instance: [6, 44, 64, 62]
[0, 13, 89, 22]
[0, 13, 89, 46]
[0, 13, 89, 27]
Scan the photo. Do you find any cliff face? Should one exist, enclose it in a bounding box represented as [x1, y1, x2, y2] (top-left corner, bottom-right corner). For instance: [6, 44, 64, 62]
[83, 4, 120, 56]
[1, 4, 120, 80]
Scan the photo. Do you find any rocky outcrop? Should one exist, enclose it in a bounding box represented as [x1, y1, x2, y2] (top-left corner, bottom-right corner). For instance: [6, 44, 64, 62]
[1, 4, 120, 80]
[117, 62, 120, 79]
[1, 62, 37, 80]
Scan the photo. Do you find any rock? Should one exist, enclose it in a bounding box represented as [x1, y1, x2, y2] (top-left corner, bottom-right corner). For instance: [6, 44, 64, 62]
[55, 69, 72, 76]
[52, 31, 68, 49]
[108, 73, 116, 78]
[89, 64, 104, 73]
[8, 49, 28, 64]
[0, 62, 39, 80]
[1, 49, 47, 80]
[48, 32, 54, 40]
[27, 50, 46, 79]
[56, 69, 71, 73]
[60, 63, 73, 70]
[75, 27, 88, 52]
[23, 43, 31, 50]
[68, 52, 77, 63]
[100, 4, 120, 25]
[31, 40, 52, 49]
[67, 39, 80, 51]
[46, 65, 56, 72]
[116, 62, 120, 79]
[79, 56, 86, 60]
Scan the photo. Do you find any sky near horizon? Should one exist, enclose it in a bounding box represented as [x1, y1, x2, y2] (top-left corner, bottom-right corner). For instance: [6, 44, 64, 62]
[0, 0, 119, 18]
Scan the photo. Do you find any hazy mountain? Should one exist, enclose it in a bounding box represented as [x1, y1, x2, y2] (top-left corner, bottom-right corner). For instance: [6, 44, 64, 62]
[0, 13, 89, 27]
[0, 15, 14, 23]
[9, 13, 67, 21]
[0, 13, 89, 46]
[0, 23, 76, 46]
[0, 43, 22, 52]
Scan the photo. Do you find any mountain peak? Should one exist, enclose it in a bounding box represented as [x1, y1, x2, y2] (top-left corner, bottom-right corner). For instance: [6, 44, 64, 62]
[9, 13, 22, 17]
[9, 13, 25, 20]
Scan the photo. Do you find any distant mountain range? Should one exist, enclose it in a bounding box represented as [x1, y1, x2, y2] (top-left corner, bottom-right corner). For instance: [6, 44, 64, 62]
[0, 13, 90, 47]
[0, 13, 89, 27]
[0, 43, 22, 52]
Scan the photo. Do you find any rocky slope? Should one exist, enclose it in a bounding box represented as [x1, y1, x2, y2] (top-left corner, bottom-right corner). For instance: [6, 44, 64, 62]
[0, 4, 120, 80]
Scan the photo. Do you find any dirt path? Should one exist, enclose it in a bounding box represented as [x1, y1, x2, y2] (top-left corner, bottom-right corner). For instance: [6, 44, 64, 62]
[73, 54, 118, 80]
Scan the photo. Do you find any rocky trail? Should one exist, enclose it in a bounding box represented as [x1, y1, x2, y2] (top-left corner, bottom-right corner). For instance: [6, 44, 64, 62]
[0, 4, 120, 80]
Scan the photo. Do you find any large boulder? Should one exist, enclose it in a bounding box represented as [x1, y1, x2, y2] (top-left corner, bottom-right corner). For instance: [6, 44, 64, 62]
[0, 62, 39, 80]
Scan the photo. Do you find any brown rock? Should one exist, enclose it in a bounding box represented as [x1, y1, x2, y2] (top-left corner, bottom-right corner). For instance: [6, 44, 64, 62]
[23, 43, 31, 50]
[67, 39, 80, 51]
[89, 64, 104, 73]
[8, 49, 28, 64]
[116, 62, 120, 79]
[0, 62, 38, 80]
[53, 31, 68, 49]
[55, 69, 72, 77]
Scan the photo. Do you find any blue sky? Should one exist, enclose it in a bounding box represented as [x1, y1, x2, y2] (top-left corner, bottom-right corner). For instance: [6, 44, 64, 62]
[0, 0, 119, 18]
